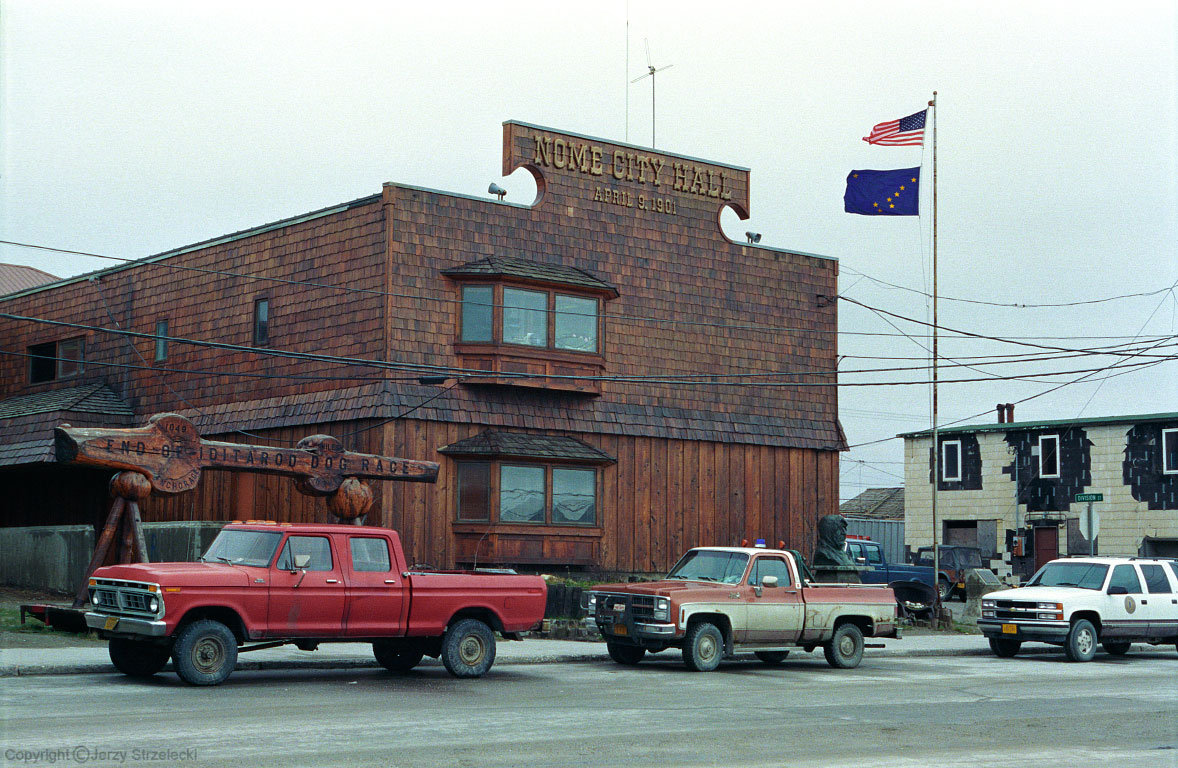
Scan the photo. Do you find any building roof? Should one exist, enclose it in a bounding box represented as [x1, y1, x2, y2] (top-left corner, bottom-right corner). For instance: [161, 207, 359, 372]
[898, 411, 1178, 439]
[0, 264, 59, 296]
[441, 255, 619, 297]
[840, 487, 905, 520]
[438, 430, 615, 463]
[0, 382, 133, 420]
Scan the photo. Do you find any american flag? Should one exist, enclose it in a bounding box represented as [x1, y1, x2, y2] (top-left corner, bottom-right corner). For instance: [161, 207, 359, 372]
[862, 110, 926, 146]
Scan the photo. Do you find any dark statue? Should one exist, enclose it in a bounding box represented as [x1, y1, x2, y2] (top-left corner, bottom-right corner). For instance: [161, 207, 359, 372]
[812, 514, 853, 566]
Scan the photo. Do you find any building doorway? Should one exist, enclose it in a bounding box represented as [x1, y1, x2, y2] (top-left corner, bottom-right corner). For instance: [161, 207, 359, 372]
[1033, 525, 1059, 572]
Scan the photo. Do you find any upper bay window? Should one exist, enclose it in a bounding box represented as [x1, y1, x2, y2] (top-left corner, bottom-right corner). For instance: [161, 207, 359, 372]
[1163, 428, 1178, 475]
[445, 256, 617, 394]
[941, 440, 961, 482]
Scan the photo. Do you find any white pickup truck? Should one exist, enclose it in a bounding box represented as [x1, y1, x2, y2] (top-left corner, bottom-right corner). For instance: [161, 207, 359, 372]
[979, 556, 1178, 661]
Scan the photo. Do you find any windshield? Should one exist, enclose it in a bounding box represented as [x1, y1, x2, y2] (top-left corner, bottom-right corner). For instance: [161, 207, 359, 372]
[202, 529, 283, 567]
[1027, 562, 1109, 590]
[666, 550, 750, 584]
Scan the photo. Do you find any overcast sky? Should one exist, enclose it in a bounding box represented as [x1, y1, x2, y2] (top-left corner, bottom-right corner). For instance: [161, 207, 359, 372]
[2, 1, 1175, 505]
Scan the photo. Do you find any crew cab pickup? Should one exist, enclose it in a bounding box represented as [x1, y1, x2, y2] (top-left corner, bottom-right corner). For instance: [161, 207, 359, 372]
[979, 556, 1178, 661]
[84, 523, 546, 684]
[846, 539, 938, 592]
[584, 546, 900, 671]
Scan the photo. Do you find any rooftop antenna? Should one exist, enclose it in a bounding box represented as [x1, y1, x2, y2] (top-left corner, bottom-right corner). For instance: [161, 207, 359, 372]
[631, 38, 672, 148]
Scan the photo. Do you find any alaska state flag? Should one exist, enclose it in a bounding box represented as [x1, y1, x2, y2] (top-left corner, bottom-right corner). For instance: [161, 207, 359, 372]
[844, 168, 920, 215]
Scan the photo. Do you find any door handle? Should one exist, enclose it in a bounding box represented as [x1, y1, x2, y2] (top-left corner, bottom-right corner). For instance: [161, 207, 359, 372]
[326, 579, 339, 584]
[1140, 599, 1147, 605]
[384, 580, 396, 584]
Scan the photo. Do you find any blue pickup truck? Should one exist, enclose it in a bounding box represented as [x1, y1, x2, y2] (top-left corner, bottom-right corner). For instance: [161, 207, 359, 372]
[845, 538, 952, 601]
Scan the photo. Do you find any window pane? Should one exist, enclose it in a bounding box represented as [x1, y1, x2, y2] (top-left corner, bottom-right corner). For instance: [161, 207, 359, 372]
[461, 285, 494, 342]
[154, 320, 168, 362]
[500, 465, 545, 523]
[942, 442, 960, 481]
[28, 341, 55, 383]
[1164, 429, 1178, 474]
[276, 536, 333, 571]
[554, 295, 597, 352]
[350, 537, 391, 572]
[254, 299, 270, 345]
[57, 338, 84, 378]
[503, 289, 547, 346]
[552, 468, 596, 525]
[457, 462, 492, 521]
[1141, 564, 1171, 594]
[864, 545, 883, 565]
[1108, 564, 1142, 594]
[1039, 436, 1059, 477]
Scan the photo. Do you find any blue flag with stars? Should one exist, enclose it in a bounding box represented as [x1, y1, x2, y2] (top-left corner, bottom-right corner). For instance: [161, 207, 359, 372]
[844, 168, 920, 215]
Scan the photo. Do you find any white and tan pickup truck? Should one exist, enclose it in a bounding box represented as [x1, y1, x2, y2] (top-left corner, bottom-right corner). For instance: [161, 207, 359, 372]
[980, 556, 1178, 661]
[584, 545, 900, 671]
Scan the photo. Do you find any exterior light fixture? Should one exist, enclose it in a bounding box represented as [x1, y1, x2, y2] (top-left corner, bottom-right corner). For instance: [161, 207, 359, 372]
[488, 183, 507, 201]
[745, 231, 761, 244]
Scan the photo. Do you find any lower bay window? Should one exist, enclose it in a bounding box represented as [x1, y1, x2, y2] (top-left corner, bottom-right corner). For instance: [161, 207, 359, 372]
[457, 460, 597, 527]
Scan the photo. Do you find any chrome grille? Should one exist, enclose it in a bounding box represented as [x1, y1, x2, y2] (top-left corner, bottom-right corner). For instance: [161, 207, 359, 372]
[88, 579, 161, 619]
[994, 600, 1044, 621]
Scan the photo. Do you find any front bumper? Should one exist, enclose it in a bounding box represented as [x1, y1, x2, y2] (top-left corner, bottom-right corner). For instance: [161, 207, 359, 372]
[85, 612, 168, 637]
[978, 619, 1069, 643]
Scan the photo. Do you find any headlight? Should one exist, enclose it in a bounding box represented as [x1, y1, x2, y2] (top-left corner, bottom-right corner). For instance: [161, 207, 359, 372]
[149, 597, 160, 613]
[584, 593, 597, 614]
[981, 599, 996, 608]
[1038, 611, 1064, 620]
[1036, 602, 1062, 610]
[653, 597, 670, 621]
[982, 610, 996, 618]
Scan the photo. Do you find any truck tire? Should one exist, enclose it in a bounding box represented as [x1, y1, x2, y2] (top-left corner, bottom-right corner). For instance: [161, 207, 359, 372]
[1064, 619, 1097, 662]
[824, 623, 865, 669]
[988, 638, 1021, 658]
[172, 619, 238, 686]
[109, 638, 170, 678]
[1102, 641, 1131, 656]
[441, 618, 496, 678]
[373, 639, 426, 672]
[754, 651, 790, 666]
[936, 577, 952, 603]
[683, 622, 723, 672]
[606, 642, 646, 665]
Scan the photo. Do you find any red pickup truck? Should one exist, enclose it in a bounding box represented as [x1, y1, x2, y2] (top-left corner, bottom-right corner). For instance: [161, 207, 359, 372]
[83, 522, 546, 685]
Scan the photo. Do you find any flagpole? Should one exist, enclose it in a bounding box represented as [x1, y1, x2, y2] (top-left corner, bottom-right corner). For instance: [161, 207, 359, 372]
[929, 90, 940, 597]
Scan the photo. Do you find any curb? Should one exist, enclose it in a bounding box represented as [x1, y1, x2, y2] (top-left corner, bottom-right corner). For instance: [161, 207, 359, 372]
[1, 645, 1002, 678]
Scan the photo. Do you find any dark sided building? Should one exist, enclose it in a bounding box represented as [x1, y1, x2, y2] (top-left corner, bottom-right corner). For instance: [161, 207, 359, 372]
[0, 121, 845, 578]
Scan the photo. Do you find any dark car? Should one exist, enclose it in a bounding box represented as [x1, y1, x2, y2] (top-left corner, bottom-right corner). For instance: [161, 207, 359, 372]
[914, 545, 986, 601]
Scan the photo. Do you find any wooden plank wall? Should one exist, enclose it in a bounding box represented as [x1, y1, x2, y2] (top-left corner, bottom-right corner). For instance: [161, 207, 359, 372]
[136, 418, 836, 574]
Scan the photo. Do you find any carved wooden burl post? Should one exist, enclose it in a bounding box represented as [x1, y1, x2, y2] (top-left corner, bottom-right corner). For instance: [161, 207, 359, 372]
[56, 413, 439, 606]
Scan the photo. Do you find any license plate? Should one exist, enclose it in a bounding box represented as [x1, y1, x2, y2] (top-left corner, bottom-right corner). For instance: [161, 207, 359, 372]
[612, 624, 628, 636]
[103, 616, 119, 631]
[1001, 623, 1017, 635]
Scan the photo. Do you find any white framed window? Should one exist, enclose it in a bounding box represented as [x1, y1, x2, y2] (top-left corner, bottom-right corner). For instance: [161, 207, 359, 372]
[1163, 428, 1178, 474]
[1039, 434, 1060, 478]
[941, 440, 962, 482]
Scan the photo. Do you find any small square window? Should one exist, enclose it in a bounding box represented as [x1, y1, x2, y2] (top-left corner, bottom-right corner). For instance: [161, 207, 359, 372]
[28, 341, 55, 383]
[941, 440, 961, 482]
[552, 467, 596, 525]
[254, 299, 270, 345]
[154, 320, 169, 362]
[1163, 428, 1178, 475]
[1039, 435, 1060, 478]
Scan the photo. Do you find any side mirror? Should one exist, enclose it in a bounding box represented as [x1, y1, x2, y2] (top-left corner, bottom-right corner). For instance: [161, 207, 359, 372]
[761, 575, 779, 588]
[293, 553, 311, 569]
[1107, 585, 1128, 595]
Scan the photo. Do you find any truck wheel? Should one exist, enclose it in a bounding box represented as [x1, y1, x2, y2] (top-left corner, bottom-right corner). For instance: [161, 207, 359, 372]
[754, 651, 790, 666]
[936, 578, 952, 603]
[683, 622, 723, 672]
[373, 639, 426, 672]
[824, 623, 864, 669]
[109, 638, 170, 677]
[1064, 619, 1097, 662]
[441, 618, 496, 678]
[1102, 641, 1131, 656]
[606, 642, 646, 665]
[172, 619, 238, 686]
[988, 638, 1021, 658]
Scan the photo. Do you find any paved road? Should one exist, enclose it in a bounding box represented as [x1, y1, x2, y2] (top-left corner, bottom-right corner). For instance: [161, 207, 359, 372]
[3, 648, 1176, 768]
